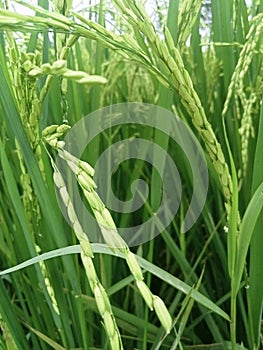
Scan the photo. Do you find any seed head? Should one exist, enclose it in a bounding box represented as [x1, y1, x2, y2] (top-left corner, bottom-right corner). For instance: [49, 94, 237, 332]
[153, 295, 172, 334]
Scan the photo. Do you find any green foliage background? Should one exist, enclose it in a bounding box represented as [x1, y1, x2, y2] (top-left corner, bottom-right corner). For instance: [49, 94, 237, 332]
[0, 0, 262, 349]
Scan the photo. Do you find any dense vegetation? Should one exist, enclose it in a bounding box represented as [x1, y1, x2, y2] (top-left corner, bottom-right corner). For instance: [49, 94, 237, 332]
[0, 0, 262, 349]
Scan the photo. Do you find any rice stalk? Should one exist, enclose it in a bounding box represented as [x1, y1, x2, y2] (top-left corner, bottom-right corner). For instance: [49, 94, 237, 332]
[49, 150, 124, 350]
[177, 0, 203, 51]
[39, 35, 78, 104]
[222, 13, 263, 117]
[110, 0, 233, 206]
[221, 13, 263, 182]
[42, 124, 173, 335]
[238, 91, 257, 177]
[239, 61, 262, 179]
[203, 46, 222, 115]
[0, 31, 64, 320]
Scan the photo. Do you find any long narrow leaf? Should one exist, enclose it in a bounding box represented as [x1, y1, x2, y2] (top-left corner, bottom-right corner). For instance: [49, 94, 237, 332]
[233, 181, 263, 297]
[0, 243, 230, 322]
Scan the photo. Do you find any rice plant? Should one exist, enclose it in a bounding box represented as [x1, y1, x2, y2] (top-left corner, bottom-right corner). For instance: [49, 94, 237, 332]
[0, 0, 262, 349]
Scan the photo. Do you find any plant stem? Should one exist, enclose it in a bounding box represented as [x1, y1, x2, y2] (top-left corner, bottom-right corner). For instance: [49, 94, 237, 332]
[230, 288, 237, 350]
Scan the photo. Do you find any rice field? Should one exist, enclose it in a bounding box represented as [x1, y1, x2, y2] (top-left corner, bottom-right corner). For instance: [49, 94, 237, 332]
[0, 0, 262, 349]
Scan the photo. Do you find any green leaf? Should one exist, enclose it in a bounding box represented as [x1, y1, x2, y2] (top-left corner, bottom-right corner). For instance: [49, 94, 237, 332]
[0, 243, 230, 322]
[247, 98, 263, 347]
[233, 181, 263, 297]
